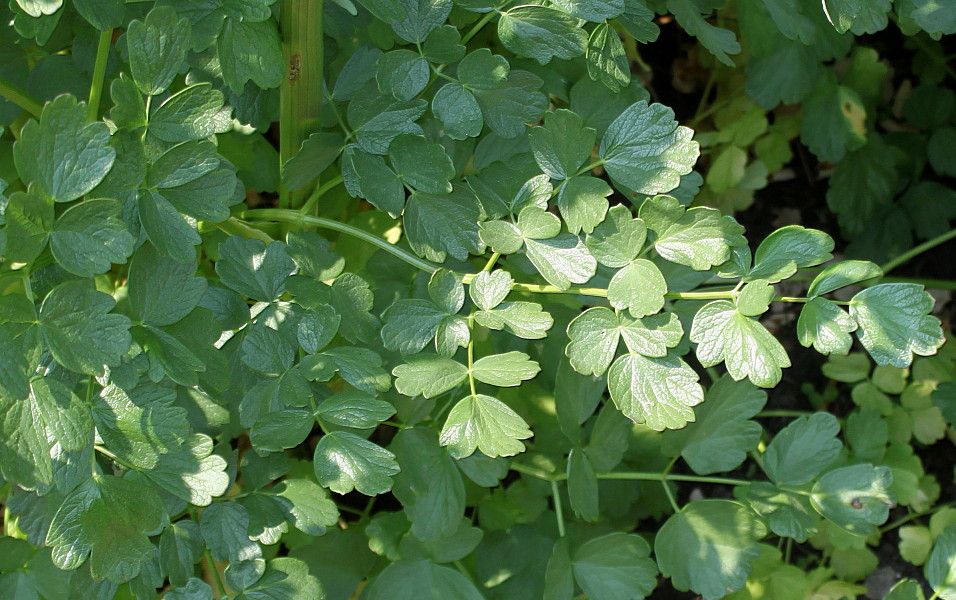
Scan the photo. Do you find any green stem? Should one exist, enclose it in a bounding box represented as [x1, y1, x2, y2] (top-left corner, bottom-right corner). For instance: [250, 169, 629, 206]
[757, 410, 813, 418]
[279, 0, 324, 209]
[660, 456, 681, 513]
[550, 479, 566, 537]
[0, 75, 42, 118]
[217, 217, 275, 243]
[461, 10, 498, 44]
[87, 29, 113, 122]
[300, 175, 344, 217]
[881, 228, 956, 275]
[204, 547, 228, 599]
[510, 462, 752, 487]
[240, 209, 440, 272]
[878, 501, 956, 534]
[93, 445, 138, 471]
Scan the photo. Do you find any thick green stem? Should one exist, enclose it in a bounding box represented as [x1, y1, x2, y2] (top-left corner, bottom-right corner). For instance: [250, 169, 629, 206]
[88, 29, 113, 122]
[279, 0, 324, 209]
[0, 75, 42, 118]
[881, 228, 956, 275]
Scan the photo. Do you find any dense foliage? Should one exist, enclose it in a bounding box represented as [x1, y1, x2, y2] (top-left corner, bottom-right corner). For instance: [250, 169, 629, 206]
[0, 0, 955, 599]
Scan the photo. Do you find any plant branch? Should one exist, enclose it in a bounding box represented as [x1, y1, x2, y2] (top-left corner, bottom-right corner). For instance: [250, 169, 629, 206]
[240, 209, 440, 272]
[0, 75, 42, 118]
[550, 478, 567, 537]
[88, 29, 113, 122]
[461, 10, 497, 44]
[881, 228, 956, 275]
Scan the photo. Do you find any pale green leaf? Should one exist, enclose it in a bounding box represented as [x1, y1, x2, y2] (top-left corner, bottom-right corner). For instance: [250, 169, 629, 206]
[440, 394, 532, 458]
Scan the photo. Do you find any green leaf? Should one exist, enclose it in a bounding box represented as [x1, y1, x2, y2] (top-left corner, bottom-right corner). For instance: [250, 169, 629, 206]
[475, 301, 553, 339]
[366, 559, 484, 600]
[139, 434, 229, 507]
[736, 280, 775, 317]
[600, 103, 698, 195]
[350, 93, 428, 155]
[607, 352, 704, 430]
[763, 413, 842, 486]
[912, 0, 956, 38]
[825, 137, 898, 237]
[314, 431, 400, 495]
[928, 526, 956, 599]
[544, 539, 574, 600]
[166, 578, 212, 600]
[16, 0, 61, 17]
[745, 482, 818, 543]
[557, 176, 612, 235]
[272, 479, 340, 536]
[497, 6, 588, 65]
[474, 71, 549, 139]
[377, 50, 429, 101]
[137, 190, 203, 264]
[341, 146, 405, 215]
[432, 84, 483, 140]
[47, 475, 165, 583]
[39, 280, 132, 376]
[567, 448, 599, 522]
[129, 242, 207, 326]
[440, 394, 532, 458]
[525, 235, 598, 290]
[388, 134, 454, 194]
[381, 300, 447, 355]
[552, 0, 624, 21]
[296, 306, 341, 354]
[691, 300, 791, 387]
[0, 378, 93, 490]
[662, 375, 767, 475]
[150, 83, 231, 143]
[315, 390, 396, 429]
[218, 19, 284, 93]
[655, 500, 765, 599]
[391, 427, 465, 540]
[404, 190, 483, 262]
[2, 185, 53, 263]
[14, 95, 115, 203]
[850, 284, 945, 368]
[457, 49, 510, 90]
[566, 307, 684, 376]
[126, 6, 191, 96]
[216, 237, 296, 303]
[666, 0, 740, 66]
[528, 109, 596, 180]
[160, 520, 203, 587]
[797, 298, 857, 356]
[808, 260, 882, 298]
[586, 24, 630, 92]
[572, 533, 658, 600]
[607, 258, 667, 318]
[885, 580, 927, 600]
[748, 225, 834, 283]
[393, 354, 468, 398]
[468, 270, 513, 311]
[331, 273, 382, 344]
[899, 525, 934, 566]
[282, 133, 345, 192]
[823, 0, 891, 34]
[471, 352, 541, 387]
[200, 501, 262, 565]
[585, 204, 647, 267]
[93, 382, 189, 470]
[49, 198, 135, 278]
[810, 464, 893, 535]
[639, 195, 746, 270]
[390, 0, 452, 43]
[800, 72, 867, 163]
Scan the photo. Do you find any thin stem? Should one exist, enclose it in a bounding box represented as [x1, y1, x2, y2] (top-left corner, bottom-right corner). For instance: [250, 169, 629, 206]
[299, 175, 344, 217]
[0, 75, 42, 118]
[757, 410, 813, 418]
[93, 445, 137, 471]
[881, 228, 956, 275]
[461, 10, 497, 44]
[87, 29, 113, 122]
[574, 159, 606, 177]
[217, 217, 275, 243]
[510, 462, 752, 487]
[550, 479, 566, 537]
[878, 501, 956, 535]
[204, 547, 228, 599]
[660, 456, 681, 513]
[239, 209, 440, 272]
